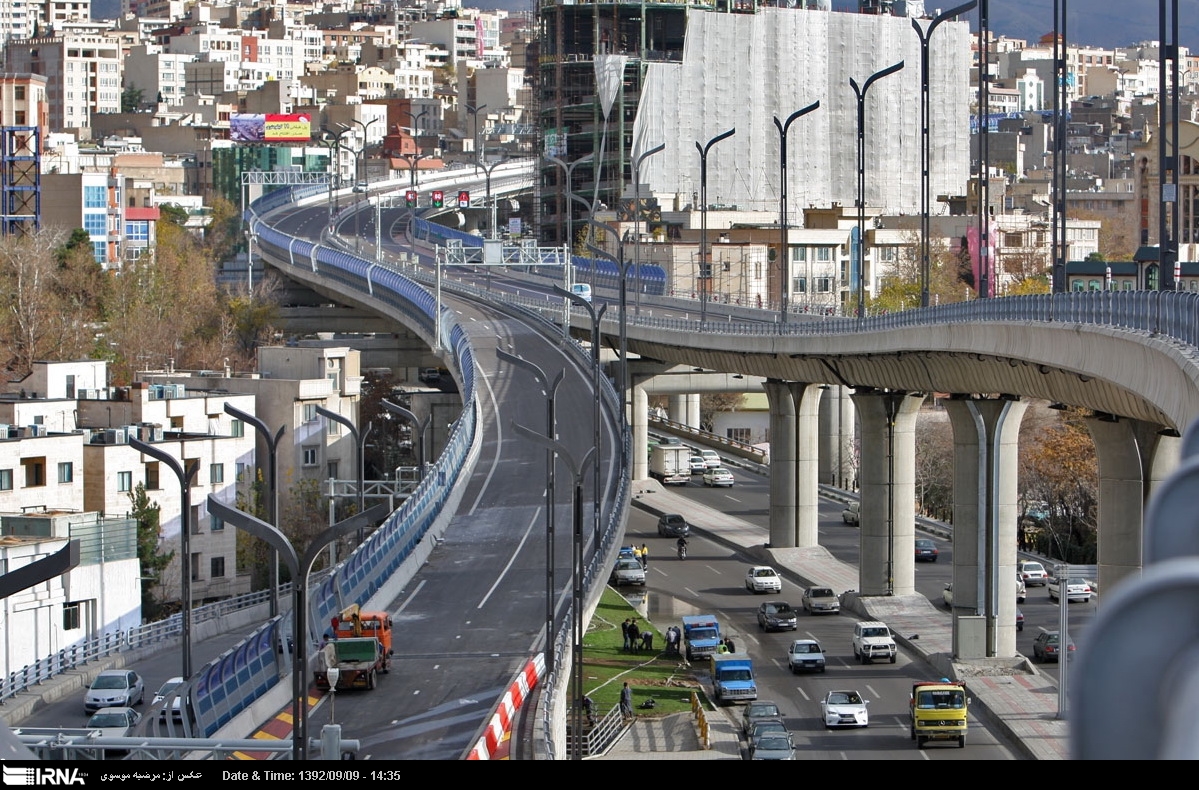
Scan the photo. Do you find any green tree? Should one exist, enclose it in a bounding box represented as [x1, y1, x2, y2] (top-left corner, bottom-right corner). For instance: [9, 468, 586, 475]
[130, 483, 174, 620]
[121, 86, 145, 113]
[157, 203, 190, 227]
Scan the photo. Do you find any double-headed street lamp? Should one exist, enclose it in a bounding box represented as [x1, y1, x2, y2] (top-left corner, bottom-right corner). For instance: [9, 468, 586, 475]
[224, 404, 285, 618]
[206, 496, 388, 761]
[510, 422, 594, 760]
[632, 143, 665, 316]
[584, 217, 631, 405]
[914, 3, 976, 308]
[696, 129, 736, 326]
[851, 61, 905, 320]
[554, 283, 606, 550]
[380, 399, 429, 483]
[545, 153, 595, 253]
[774, 102, 819, 324]
[496, 350, 564, 674]
[316, 406, 372, 544]
[480, 157, 509, 240]
[130, 438, 198, 680]
[336, 118, 379, 253]
[465, 103, 487, 167]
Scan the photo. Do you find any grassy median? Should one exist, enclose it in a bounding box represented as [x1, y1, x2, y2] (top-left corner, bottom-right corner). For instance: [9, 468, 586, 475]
[579, 587, 711, 718]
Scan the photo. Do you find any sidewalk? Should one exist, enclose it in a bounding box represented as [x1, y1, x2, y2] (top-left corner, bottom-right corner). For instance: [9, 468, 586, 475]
[614, 479, 1070, 761]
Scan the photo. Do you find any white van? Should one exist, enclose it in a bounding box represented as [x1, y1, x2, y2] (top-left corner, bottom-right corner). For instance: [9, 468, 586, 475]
[569, 283, 593, 302]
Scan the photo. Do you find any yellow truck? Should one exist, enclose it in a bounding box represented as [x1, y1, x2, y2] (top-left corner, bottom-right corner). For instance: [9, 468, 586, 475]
[909, 680, 970, 748]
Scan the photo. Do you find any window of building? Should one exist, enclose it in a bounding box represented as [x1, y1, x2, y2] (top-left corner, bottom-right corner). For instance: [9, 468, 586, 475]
[0, 468, 11, 491]
[118, 471, 132, 492]
[84, 185, 105, 208]
[83, 212, 106, 235]
[815, 277, 833, 293]
[65, 374, 76, 399]
[302, 446, 318, 467]
[792, 276, 807, 294]
[303, 404, 317, 423]
[210, 514, 224, 531]
[125, 221, 150, 242]
[22, 458, 45, 487]
[63, 602, 80, 631]
[327, 460, 339, 480]
[92, 241, 107, 263]
[146, 461, 160, 490]
[817, 247, 832, 262]
[210, 463, 224, 484]
[170, 416, 183, 430]
[792, 247, 806, 262]
[211, 556, 225, 578]
[58, 462, 73, 483]
[326, 418, 340, 436]
[236, 462, 248, 482]
[231, 419, 245, 438]
[727, 427, 751, 444]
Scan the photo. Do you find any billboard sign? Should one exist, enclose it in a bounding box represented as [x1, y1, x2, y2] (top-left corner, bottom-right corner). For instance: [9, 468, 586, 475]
[230, 113, 312, 143]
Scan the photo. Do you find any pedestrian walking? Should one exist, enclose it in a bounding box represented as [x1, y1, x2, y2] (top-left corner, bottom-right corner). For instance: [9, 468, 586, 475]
[620, 682, 633, 719]
[725, 636, 736, 653]
[640, 543, 649, 569]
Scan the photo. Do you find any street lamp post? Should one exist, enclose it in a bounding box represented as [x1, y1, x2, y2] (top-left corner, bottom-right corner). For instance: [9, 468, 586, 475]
[316, 406, 372, 544]
[465, 103, 487, 167]
[510, 422, 594, 760]
[380, 400, 430, 483]
[480, 157, 508, 240]
[584, 217, 631, 408]
[631, 143, 665, 316]
[206, 496, 388, 761]
[851, 61, 905, 320]
[914, 3, 976, 308]
[129, 438, 197, 681]
[337, 119, 379, 253]
[321, 128, 351, 231]
[223, 404, 285, 619]
[555, 284, 606, 549]
[546, 154, 595, 253]
[773, 103, 819, 324]
[403, 108, 429, 146]
[496, 350, 564, 674]
[400, 153, 429, 193]
[696, 129, 736, 326]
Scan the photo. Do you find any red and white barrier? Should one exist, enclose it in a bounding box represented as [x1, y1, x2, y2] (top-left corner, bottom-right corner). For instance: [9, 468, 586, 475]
[467, 653, 545, 759]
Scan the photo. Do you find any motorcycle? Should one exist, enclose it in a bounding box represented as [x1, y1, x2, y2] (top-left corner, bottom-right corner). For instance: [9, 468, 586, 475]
[677, 543, 687, 561]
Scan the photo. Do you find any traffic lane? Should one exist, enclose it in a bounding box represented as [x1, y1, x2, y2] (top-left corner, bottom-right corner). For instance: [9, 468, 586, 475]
[623, 511, 1019, 760]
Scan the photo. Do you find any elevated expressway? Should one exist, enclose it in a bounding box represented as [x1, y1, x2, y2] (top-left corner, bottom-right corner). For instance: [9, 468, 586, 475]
[257, 176, 1199, 756]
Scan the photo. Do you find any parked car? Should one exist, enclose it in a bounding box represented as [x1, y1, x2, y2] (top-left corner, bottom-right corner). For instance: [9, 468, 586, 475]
[801, 586, 840, 615]
[914, 538, 939, 562]
[656, 514, 690, 538]
[610, 557, 646, 586]
[152, 676, 185, 720]
[1048, 576, 1093, 603]
[1032, 629, 1076, 662]
[699, 449, 722, 469]
[418, 367, 441, 384]
[702, 467, 735, 487]
[841, 502, 860, 525]
[745, 566, 783, 594]
[688, 455, 707, 475]
[820, 690, 870, 728]
[84, 670, 144, 714]
[786, 639, 827, 673]
[756, 601, 798, 632]
[941, 582, 954, 608]
[1018, 560, 1049, 586]
[741, 700, 783, 736]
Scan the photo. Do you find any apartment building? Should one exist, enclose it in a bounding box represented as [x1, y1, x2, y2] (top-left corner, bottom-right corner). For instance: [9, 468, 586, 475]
[4, 32, 123, 133]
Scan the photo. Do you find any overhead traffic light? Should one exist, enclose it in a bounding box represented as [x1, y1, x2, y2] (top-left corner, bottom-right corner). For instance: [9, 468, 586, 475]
[457, 190, 470, 209]
[404, 190, 417, 208]
[431, 190, 444, 208]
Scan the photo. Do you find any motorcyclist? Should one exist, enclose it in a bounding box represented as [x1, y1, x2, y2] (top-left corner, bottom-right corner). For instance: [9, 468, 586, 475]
[676, 536, 688, 558]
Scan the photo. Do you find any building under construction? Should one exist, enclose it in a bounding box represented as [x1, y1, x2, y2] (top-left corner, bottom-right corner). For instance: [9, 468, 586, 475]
[537, 1, 971, 247]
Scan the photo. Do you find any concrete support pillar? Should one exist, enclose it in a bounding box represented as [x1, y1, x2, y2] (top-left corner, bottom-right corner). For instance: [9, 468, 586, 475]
[686, 394, 700, 429]
[631, 380, 649, 481]
[819, 385, 856, 489]
[668, 395, 688, 426]
[1085, 417, 1179, 598]
[791, 382, 824, 548]
[850, 389, 925, 596]
[943, 396, 1027, 660]
[764, 379, 797, 548]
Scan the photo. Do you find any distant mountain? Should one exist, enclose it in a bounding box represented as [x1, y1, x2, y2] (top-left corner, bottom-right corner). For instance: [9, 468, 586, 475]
[466, 1, 1199, 52]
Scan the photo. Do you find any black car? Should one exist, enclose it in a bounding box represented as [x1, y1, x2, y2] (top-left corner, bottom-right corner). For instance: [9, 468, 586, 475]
[656, 513, 690, 538]
[914, 538, 939, 562]
[756, 601, 798, 632]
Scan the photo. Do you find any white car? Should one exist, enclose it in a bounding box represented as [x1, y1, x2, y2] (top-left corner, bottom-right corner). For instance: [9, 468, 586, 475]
[700, 449, 721, 469]
[1018, 560, 1048, 586]
[610, 558, 646, 586]
[745, 566, 782, 594]
[1048, 576, 1093, 603]
[851, 621, 897, 664]
[702, 468, 734, 487]
[84, 669, 144, 713]
[786, 639, 826, 673]
[688, 455, 707, 474]
[820, 690, 869, 728]
[153, 676, 185, 720]
[86, 706, 142, 738]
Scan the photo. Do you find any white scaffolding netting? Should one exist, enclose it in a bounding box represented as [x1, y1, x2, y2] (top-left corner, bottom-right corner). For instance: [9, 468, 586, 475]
[632, 8, 972, 223]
